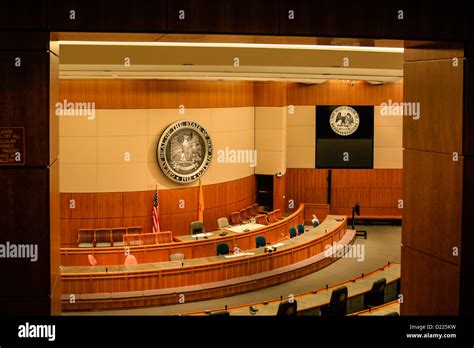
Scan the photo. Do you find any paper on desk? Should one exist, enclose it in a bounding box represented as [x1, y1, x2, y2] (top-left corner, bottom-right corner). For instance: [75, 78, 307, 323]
[224, 252, 255, 258]
[192, 233, 213, 238]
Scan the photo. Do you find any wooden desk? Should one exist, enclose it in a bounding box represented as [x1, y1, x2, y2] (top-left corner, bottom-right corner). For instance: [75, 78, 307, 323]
[350, 300, 400, 316]
[61, 215, 350, 311]
[60, 204, 307, 267]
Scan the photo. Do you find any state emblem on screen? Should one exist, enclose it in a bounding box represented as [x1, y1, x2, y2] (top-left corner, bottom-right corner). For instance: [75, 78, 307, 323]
[329, 106, 360, 136]
[157, 120, 212, 183]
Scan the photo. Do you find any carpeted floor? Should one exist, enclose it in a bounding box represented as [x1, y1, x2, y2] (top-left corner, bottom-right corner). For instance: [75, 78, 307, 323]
[63, 224, 401, 316]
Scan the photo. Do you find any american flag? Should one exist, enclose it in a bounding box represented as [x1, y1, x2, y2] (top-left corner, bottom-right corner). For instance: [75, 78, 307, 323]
[152, 187, 160, 232]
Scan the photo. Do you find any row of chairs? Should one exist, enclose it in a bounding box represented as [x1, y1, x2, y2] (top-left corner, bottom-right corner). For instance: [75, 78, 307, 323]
[208, 278, 388, 316]
[78, 226, 142, 248]
[223, 207, 283, 228]
[229, 203, 259, 225]
[216, 235, 268, 256]
[123, 231, 173, 246]
[289, 224, 306, 238]
[320, 278, 388, 316]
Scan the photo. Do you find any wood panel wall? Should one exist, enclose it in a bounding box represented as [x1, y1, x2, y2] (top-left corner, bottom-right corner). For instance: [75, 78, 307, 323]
[287, 80, 403, 106]
[59, 80, 255, 109]
[331, 169, 403, 216]
[254, 81, 288, 106]
[60, 79, 403, 109]
[401, 43, 465, 315]
[286, 168, 403, 216]
[60, 175, 256, 246]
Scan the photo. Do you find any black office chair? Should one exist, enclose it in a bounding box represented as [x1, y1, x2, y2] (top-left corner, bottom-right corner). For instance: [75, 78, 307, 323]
[190, 221, 204, 235]
[364, 278, 387, 308]
[320, 286, 348, 317]
[289, 227, 297, 238]
[297, 224, 305, 235]
[216, 243, 229, 255]
[276, 299, 297, 316]
[256, 236, 266, 248]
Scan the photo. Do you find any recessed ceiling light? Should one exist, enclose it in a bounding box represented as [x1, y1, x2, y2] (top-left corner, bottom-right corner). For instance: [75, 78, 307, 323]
[58, 40, 404, 53]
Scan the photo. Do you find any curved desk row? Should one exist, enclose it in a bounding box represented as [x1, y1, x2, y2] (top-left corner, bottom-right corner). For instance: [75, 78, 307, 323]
[60, 204, 308, 267]
[349, 300, 400, 316]
[61, 215, 350, 311]
[185, 262, 401, 316]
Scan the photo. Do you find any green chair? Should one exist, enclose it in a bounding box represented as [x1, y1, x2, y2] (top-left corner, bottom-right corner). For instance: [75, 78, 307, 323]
[217, 243, 229, 255]
[297, 224, 305, 235]
[256, 236, 266, 248]
[289, 227, 297, 238]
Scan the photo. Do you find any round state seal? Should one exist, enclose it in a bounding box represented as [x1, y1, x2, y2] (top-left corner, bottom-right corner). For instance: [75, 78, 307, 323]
[329, 106, 360, 136]
[157, 120, 212, 183]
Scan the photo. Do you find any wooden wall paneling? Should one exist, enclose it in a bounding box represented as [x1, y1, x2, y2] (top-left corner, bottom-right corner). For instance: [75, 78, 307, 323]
[122, 216, 150, 233]
[380, 2, 467, 41]
[280, 0, 380, 38]
[254, 81, 288, 106]
[59, 79, 403, 110]
[401, 43, 467, 315]
[460, 157, 474, 314]
[0, 52, 50, 166]
[460, 44, 474, 314]
[49, 160, 61, 315]
[401, 246, 460, 315]
[166, 0, 279, 35]
[70, 193, 98, 219]
[286, 168, 328, 210]
[0, 169, 51, 300]
[95, 218, 124, 229]
[404, 42, 464, 62]
[97, 192, 123, 218]
[280, 0, 468, 41]
[59, 80, 255, 109]
[403, 60, 463, 154]
[123, 191, 150, 218]
[287, 81, 403, 106]
[0, 0, 47, 30]
[403, 151, 462, 266]
[464, 46, 474, 157]
[48, 0, 166, 32]
[60, 193, 72, 219]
